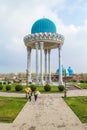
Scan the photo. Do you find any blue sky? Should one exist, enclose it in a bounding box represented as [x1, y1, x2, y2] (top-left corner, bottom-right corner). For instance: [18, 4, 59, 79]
[0, 0, 87, 74]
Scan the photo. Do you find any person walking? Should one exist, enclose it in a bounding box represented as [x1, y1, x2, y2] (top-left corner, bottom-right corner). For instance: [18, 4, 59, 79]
[34, 90, 40, 101]
[34, 91, 38, 101]
[25, 86, 30, 98]
[29, 88, 32, 101]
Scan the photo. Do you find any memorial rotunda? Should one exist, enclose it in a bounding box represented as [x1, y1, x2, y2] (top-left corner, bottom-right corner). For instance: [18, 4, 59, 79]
[23, 18, 64, 85]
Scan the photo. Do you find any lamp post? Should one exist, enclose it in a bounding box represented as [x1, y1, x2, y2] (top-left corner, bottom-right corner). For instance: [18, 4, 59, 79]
[26, 69, 28, 98]
[64, 69, 67, 97]
[26, 69, 28, 86]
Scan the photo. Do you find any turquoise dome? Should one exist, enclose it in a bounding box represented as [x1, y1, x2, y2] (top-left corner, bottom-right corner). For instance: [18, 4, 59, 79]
[56, 65, 69, 76]
[56, 66, 75, 76]
[68, 66, 74, 76]
[56, 65, 65, 75]
[31, 18, 56, 34]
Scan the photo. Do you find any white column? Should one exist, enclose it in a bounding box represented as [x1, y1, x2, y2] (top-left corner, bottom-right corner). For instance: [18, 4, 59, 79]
[27, 47, 32, 84]
[35, 43, 39, 85]
[58, 45, 63, 85]
[44, 50, 47, 83]
[48, 49, 51, 84]
[40, 42, 44, 85]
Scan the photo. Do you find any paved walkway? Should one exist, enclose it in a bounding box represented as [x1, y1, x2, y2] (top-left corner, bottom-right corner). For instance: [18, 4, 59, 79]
[0, 90, 87, 130]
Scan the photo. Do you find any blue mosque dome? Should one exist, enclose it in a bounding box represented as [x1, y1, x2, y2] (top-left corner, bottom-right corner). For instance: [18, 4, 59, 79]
[31, 18, 57, 34]
[56, 65, 65, 75]
[56, 65, 74, 76]
[68, 66, 74, 76]
[56, 65, 69, 76]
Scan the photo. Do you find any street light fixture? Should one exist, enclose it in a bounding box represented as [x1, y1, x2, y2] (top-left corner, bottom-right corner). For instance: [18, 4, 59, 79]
[26, 69, 28, 87]
[64, 69, 67, 97]
[26, 69, 28, 98]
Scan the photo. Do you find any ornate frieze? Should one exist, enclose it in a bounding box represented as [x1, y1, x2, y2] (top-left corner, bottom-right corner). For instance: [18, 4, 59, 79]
[24, 33, 64, 43]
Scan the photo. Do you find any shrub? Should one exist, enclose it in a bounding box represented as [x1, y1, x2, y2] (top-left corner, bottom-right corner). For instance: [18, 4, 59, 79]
[0, 82, 2, 85]
[8, 81, 12, 84]
[15, 85, 23, 91]
[44, 84, 51, 92]
[84, 80, 87, 83]
[72, 79, 77, 82]
[30, 85, 36, 92]
[80, 80, 84, 83]
[58, 85, 64, 92]
[3, 82, 6, 84]
[0, 85, 3, 90]
[6, 85, 11, 91]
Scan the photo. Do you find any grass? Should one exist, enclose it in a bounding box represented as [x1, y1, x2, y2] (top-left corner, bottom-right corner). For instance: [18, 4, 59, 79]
[0, 97, 27, 123]
[76, 83, 87, 89]
[68, 82, 87, 89]
[0, 84, 60, 93]
[64, 96, 87, 123]
[0, 84, 25, 92]
[36, 85, 59, 93]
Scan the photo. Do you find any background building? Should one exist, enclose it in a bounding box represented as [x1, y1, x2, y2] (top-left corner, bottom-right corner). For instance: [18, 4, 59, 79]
[56, 65, 75, 76]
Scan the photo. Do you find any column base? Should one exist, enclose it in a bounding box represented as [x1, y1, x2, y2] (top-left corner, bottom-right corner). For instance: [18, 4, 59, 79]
[39, 81, 44, 86]
[58, 80, 63, 85]
[28, 79, 32, 85]
[35, 76, 39, 85]
[45, 75, 47, 83]
[28, 74, 32, 84]
[35, 81, 39, 85]
[47, 75, 51, 85]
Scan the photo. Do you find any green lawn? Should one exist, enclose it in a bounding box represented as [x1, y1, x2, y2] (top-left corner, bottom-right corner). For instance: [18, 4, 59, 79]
[68, 82, 87, 89]
[0, 97, 27, 123]
[64, 96, 87, 123]
[0, 84, 60, 93]
[36, 85, 59, 93]
[0, 84, 25, 92]
[76, 83, 87, 89]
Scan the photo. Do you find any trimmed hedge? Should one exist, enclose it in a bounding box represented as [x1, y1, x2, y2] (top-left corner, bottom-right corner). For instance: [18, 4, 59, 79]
[0, 82, 2, 85]
[58, 85, 64, 92]
[30, 85, 36, 92]
[44, 84, 51, 92]
[15, 85, 23, 91]
[6, 85, 11, 91]
[0, 85, 3, 90]
[80, 80, 84, 83]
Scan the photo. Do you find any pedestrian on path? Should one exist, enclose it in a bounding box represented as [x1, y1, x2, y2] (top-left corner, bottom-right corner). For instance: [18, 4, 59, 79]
[34, 90, 40, 101]
[25, 86, 30, 98]
[29, 89, 32, 101]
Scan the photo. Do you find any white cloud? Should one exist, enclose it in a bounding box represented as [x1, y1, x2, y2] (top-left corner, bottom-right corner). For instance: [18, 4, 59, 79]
[0, 0, 87, 73]
[61, 21, 87, 73]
